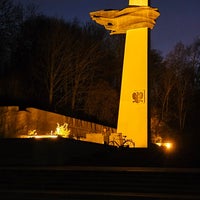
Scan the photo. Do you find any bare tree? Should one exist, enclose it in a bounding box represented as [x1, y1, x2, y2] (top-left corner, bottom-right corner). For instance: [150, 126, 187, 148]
[164, 42, 196, 131]
[19, 18, 109, 115]
[0, 0, 23, 73]
[20, 17, 78, 109]
[68, 22, 106, 113]
[149, 50, 165, 135]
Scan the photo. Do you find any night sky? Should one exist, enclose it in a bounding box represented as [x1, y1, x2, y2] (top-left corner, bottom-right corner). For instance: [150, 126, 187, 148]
[14, 0, 200, 57]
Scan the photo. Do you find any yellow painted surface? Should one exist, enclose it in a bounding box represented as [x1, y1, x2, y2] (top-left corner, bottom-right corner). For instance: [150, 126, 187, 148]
[117, 0, 148, 147]
[129, 0, 148, 6]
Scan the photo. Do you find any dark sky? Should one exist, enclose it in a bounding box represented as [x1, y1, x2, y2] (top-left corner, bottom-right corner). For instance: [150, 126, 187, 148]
[14, 0, 200, 56]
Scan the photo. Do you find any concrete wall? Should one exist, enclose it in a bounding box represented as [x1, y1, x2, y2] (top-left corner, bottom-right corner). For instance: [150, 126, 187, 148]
[83, 133, 105, 144]
[0, 106, 116, 139]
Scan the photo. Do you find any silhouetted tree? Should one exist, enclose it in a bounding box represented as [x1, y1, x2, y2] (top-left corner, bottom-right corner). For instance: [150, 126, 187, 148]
[164, 42, 196, 131]
[68, 22, 106, 113]
[81, 33, 125, 126]
[149, 49, 168, 141]
[0, 0, 39, 104]
[184, 37, 200, 135]
[16, 17, 113, 116]
[0, 0, 22, 73]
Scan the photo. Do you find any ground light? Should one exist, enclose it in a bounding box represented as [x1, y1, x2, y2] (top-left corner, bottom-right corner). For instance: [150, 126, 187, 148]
[30, 135, 58, 139]
[156, 142, 174, 151]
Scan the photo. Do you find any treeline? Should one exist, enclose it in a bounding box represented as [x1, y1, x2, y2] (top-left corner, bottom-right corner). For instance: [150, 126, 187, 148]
[1, 0, 200, 141]
[0, 0, 125, 127]
[150, 42, 200, 141]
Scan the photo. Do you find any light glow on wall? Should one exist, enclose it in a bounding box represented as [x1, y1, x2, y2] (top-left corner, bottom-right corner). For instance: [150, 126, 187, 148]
[21, 123, 71, 139]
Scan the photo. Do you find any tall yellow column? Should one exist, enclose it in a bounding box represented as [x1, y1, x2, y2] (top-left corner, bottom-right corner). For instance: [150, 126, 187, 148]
[90, 0, 159, 148]
[117, 0, 148, 147]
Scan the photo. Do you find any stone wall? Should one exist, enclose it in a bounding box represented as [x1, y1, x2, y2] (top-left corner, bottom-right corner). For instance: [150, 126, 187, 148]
[0, 106, 116, 138]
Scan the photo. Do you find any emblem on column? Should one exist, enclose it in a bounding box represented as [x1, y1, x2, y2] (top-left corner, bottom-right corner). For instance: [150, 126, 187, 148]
[132, 90, 145, 103]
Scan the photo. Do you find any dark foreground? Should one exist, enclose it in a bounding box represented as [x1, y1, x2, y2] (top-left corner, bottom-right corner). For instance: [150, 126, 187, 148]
[0, 139, 200, 199]
[0, 138, 199, 167]
[0, 166, 200, 200]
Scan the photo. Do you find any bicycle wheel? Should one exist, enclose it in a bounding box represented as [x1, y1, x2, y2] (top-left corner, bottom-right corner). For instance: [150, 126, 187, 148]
[123, 140, 135, 148]
[109, 141, 119, 147]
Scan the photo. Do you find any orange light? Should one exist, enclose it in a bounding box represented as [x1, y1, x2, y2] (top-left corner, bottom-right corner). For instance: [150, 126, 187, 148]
[156, 142, 173, 150]
[31, 135, 58, 139]
[164, 142, 172, 149]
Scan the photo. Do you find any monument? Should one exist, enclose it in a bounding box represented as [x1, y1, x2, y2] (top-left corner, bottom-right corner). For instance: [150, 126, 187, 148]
[90, 0, 160, 147]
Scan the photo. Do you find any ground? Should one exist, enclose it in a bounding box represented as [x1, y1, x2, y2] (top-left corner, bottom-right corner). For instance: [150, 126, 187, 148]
[0, 138, 199, 167]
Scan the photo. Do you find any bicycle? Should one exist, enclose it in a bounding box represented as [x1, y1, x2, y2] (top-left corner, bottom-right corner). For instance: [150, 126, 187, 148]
[109, 135, 135, 148]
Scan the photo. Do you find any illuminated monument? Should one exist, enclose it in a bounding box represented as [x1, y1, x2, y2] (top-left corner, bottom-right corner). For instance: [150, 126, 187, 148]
[90, 0, 160, 147]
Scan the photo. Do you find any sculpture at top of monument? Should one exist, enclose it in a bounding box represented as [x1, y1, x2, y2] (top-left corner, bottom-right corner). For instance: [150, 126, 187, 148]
[90, 6, 160, 35]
